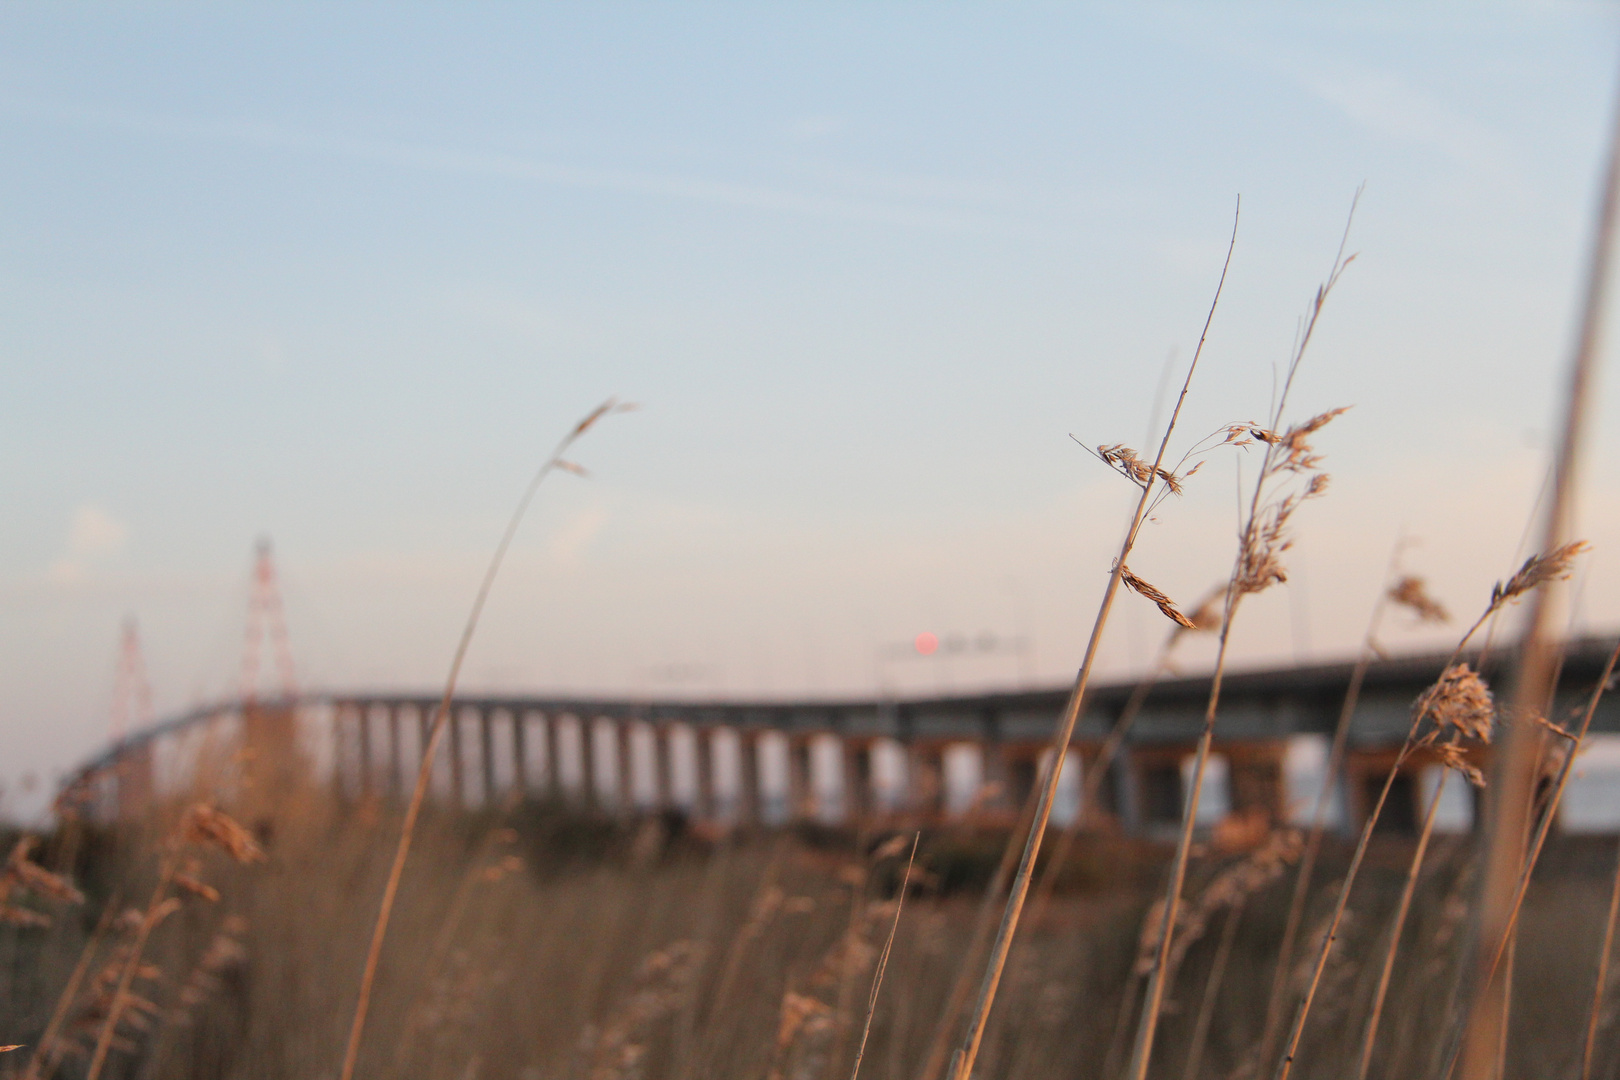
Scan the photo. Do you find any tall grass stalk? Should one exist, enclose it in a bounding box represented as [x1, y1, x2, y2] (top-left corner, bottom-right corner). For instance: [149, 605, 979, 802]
[84, 850, 181, 1080]
[1352, 766, 1448, 1080]
[1273, 576, 1554, 1080]
[916, 780, 1042, 1080]
[1180, 898, 1244, 1080]
[20, 890, 121, 1080]
[935, 629, 1211, 1080]
[1456, 58, 1620, 1079]
[1254, 546, 1426, 1069]
[848, 834, 918, 1080]
[1020, 603, 1221, 932]
[1479, 637, 1620, 985]
[338, 399, 631, 1080]
[1582, 837, 1620, 1080]
[1126, 198, 1359, 1080]
[945, 200, 1240, 1080]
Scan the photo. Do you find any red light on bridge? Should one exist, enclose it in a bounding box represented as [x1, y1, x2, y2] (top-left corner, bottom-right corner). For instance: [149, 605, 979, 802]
[914, 632, 938, 656]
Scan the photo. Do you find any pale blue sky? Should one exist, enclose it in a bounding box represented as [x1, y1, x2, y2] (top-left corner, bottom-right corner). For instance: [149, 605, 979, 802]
[4, 4, 1620, 815]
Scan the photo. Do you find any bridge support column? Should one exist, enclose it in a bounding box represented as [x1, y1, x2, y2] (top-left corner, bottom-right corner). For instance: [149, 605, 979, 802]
[788, 736, 814, 821]
[616, 720, 635, 813]
[357, 704, 375, 796]
[842, 739, 873, 821]
[512, 709, 528, 796]
[386, 705, 403, 799]
[694, 727, 716, 821]
[447, 707, 466, 806]
[479, 708, 496, 806]
[578, 716, 598, 812]
[651, 725, 674, 809]
[737, 730, 762, 825]
[117, 743, 155, 820]
[544, 714, 562, 798]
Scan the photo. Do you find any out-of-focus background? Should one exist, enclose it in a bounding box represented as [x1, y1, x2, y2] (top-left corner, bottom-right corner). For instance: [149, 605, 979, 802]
[4, 3, 1620, 820]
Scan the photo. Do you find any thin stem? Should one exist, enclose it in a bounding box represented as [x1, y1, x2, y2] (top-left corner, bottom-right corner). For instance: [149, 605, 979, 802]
[1102, 963, 1145, 1080]
[21, 890, 122, 1080]
[825, 826, 873, 1080]
[1130, 194, 1360, 1080]
[947, 198, 1241, 1080]
[1457, 53, 1620, 1078]
[1582, 836, 1620, 1080]
[1180, 898, 1244, 1080]
[1271, 611, 1494, 1080]
[86, 851, 179, 1080]
[392, 815, 521, 1074]
[848, 834, 918, 1080]
[1495, 930, 1515, 1080]
[916, 778, 1043, 1080]
[1481, 638, 1620, 984]
[1000, 640, 1199, 1080]
[338, 399, 627, 1080]
[1124, 617, 1237, 1080]
[1353, 765, 1447, 1080]
[1256, 575, 1396, 1069]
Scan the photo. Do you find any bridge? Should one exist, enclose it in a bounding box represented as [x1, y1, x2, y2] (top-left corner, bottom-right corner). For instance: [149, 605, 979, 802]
[62, 634, 1620, 837]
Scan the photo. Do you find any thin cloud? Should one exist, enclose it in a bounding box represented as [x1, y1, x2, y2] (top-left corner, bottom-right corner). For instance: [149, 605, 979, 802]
[0, 97, 1034, 237]
[1281, 58, 1515, 175]
[46, 504, 128, 585]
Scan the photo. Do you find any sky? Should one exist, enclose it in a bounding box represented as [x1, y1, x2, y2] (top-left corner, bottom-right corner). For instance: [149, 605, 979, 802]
[4, 3, 1620, 819]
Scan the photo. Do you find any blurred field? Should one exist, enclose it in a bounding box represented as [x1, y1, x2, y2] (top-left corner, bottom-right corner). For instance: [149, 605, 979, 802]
[2, 791, 1615, 1080]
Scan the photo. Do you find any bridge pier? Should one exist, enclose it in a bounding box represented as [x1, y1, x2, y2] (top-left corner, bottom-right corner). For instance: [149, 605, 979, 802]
[787, 736, 813, 821]
[385, 705, 402, 798]
[693, 726, 717, 821]
[652, 724, 675, 809]
[737, 729, 762, 825]
[615, 719, 635, 813]
[841, 739, 872, 820]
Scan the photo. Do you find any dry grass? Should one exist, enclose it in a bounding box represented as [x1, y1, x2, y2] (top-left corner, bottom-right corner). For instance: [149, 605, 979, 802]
[5, 805, 1620, 1080]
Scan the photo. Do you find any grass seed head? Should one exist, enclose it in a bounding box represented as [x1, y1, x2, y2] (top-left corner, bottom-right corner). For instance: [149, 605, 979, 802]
[180, 804, 267, 864]
[1388, 576, 1449, 623]
[1490, 541, 1591, 610]
[1097, 444, 1185, 494]
[4, 838, 84, 906]
[1117, 564, 1197, 629]
[1414, 664, 1494, 743]
[1434, 742, 1487, 787]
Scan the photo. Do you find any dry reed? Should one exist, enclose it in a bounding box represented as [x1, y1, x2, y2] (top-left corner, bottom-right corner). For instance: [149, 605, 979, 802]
[847, 834, 917, 1080]
[944, 199, 1242, 1080]
[1255, 559, 1446, 1067]
[339, 398, 633, 1080]
[1126, 196, 1358, 1080]
[946, 200, 1231, 1080]
[1456, 59, 1620, 1075]
[1273, 543, 1586, 1080]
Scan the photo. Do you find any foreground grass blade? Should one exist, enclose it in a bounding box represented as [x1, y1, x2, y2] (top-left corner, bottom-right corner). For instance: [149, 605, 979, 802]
[339, 399, 632, 1080]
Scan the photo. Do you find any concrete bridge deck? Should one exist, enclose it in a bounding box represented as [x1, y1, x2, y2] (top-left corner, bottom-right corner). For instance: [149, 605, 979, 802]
[62, 634, 1620, 836]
